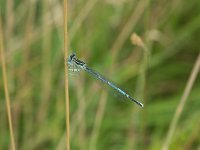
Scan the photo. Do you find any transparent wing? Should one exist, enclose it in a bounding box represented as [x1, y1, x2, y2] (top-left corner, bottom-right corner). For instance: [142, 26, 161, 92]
[68, 60, 82, 73]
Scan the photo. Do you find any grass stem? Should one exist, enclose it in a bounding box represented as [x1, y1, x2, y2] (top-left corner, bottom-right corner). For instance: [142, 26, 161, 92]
[63, 0, 70, 149]
[0, 15, 16, 150]
[162, 53, 200, 150]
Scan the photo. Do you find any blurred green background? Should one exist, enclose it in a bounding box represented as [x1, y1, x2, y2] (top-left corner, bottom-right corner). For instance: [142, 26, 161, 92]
[1, 0, 200, 149]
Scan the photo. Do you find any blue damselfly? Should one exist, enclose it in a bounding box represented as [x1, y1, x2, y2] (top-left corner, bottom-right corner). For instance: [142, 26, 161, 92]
[68, 53, 144, 108]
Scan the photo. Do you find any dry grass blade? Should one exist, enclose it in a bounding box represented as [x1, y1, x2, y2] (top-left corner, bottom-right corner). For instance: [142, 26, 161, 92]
[37, 0, 52, 122]
[6, 0, 14, 47]
[0, 16, 16, 150]
[111, 0, 146, 65]
[89, 91, 107, 150]
[69, 0, 98, 42]
[69, 77, 86, 136]
[75, 78, 86, 149]
[127, 32, 149, 149]
[162, 53, 200, 150]
[63, 0, 70, 149]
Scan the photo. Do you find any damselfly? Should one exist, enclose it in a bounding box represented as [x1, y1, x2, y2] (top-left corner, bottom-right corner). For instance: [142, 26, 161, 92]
[68, 53, 144, 108]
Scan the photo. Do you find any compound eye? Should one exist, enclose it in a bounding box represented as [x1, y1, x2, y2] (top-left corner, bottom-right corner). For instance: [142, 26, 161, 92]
[70, 53, 76, 60]
[72, 52, 76, 56]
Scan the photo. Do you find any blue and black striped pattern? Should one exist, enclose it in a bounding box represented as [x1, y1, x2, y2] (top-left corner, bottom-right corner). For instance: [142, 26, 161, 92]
[68, 53, 144, 107]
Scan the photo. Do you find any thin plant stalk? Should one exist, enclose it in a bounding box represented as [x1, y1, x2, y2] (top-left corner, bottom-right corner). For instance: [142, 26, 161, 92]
[21, 0, 37, 142]
[5, 0, 15, 94]
[63, 0, 70, 149]
[127, 33, 149, 149]
[69, 0, 98, 42]
[6, 0, 14, 42]
[0, 16, 16, 150]
[37, 0, 52, 122]
[162, 53, 200, 150]
[110, 0, 146, 66]
[70, 78, 86, 140]
[75, 78, 86, 150]
[89, 91, 107, 150]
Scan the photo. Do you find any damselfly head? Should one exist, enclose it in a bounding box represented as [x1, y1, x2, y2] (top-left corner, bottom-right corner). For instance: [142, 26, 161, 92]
[70, 53, 76, 60]
[68, 53, 76, 64]
[68, 53, 81, 72]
